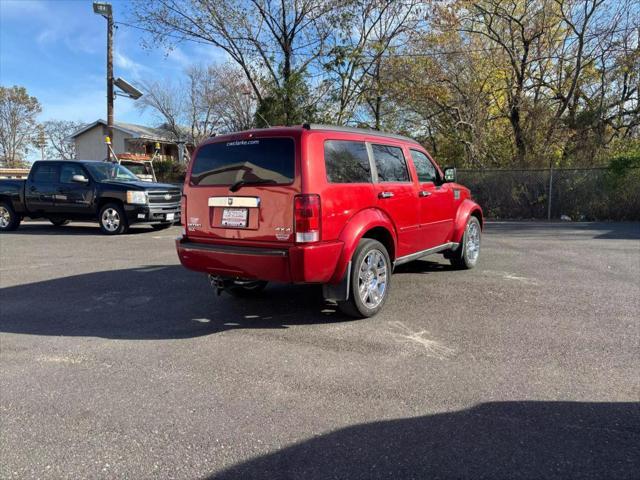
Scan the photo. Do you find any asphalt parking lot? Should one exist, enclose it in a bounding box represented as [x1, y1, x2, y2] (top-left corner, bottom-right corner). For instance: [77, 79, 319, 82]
[1, 220, 638, 479]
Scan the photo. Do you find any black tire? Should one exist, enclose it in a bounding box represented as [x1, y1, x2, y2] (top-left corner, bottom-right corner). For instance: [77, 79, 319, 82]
[338, 238, 391, 318]
[151, 222, 172, 231]
[0, 201, 20, 232]
[227, 280, 268, 297]
[98, 203, 129, 235]
[449, 216, 481, 269]
[50, 218, 70, 226]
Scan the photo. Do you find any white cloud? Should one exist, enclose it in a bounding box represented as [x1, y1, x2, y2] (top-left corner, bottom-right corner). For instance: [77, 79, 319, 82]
[191, 43, 231, 64]
[36, 28, 58, 46]
[0, 0, 48, 18]
[114, 50, 151, 79]
[165, 46, 190, 68]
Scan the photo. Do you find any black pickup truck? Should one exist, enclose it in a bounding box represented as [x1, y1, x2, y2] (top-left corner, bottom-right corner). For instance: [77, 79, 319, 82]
[0, 160, 181, 235]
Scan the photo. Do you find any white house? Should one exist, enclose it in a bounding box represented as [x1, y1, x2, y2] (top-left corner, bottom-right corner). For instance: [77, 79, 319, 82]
[69, 119, 187, 162]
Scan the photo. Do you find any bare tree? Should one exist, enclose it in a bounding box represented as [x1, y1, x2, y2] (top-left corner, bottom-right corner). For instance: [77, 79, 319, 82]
[0, 86, 41, 167]
[322, 0, 423, 128]
[459, 0, 553, 165]
[132, 0, 337, 124]
[39, 120, 84, 160]
[137, 63, 256, 145]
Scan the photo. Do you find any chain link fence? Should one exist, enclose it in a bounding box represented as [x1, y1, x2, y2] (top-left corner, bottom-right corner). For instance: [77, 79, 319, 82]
[457, 167, 640, 221]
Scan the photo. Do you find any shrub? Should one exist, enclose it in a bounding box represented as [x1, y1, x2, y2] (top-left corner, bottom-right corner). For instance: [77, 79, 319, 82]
[154, 160, 186, 184]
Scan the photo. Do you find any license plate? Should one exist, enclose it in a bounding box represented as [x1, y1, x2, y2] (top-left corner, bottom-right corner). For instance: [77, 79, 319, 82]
[166, 213, 175, 221]
[222, 208, 248, 228]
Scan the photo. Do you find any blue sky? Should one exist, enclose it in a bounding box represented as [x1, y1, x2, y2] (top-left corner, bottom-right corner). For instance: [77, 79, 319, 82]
[0, 0, 225, 125]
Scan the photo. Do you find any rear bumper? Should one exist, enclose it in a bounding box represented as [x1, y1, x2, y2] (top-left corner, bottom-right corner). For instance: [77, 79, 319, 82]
[176, 238, 343, 283]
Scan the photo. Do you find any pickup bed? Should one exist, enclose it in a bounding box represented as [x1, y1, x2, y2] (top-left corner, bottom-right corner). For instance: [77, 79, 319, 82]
[0, 160, 181, 234]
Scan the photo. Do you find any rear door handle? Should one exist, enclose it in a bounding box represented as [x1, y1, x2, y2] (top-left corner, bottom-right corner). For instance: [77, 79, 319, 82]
[378, 191, 394, 199]
[419, 190, 432, 197]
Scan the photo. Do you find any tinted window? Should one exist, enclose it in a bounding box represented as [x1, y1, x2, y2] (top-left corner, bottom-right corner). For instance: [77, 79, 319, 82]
[190, 138, 294, 186]
[410, 150, 437, 183]
[324, 140, 371, 183]
[371, 144, 409, 182]
[32, 164, 58, 183]
[84, 163, 140, 182]
[60, 164, 87, 184]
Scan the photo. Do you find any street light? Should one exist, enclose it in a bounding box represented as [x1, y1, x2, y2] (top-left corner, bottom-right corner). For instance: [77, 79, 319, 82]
[93, 2, 114, 160]
[92, 2, 112, 16]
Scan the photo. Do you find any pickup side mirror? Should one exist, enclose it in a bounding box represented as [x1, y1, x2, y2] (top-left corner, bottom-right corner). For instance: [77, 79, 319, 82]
[72, 174, 89, 184]
[443, 167, 456, 183]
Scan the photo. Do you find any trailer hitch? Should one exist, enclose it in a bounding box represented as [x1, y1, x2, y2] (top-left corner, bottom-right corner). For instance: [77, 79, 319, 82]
[208, 275, 232, 296]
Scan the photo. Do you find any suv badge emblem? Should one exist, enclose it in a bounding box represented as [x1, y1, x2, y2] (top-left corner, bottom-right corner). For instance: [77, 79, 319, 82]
[228, 198, 233, 206]
[164, 193, 172, 201]
[275, 226, 291, 241]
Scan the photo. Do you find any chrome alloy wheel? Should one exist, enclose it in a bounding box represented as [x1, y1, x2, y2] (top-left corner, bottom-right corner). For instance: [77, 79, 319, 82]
[0, 206, 10, 228]
[358, 248, 388, 309]
[466, 220, 481, 262]
[101, 208, 121, 232]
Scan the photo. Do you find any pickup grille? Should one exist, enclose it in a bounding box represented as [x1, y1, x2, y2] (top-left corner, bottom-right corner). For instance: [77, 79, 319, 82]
[147, 190, 181, 205]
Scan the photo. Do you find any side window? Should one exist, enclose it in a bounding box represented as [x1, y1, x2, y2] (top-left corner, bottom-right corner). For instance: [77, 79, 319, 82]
[60, 164, 86, 184]
[324, 140, 371, 183]
[410, 150, 438, 183]
[32, 164, 58, 183]
[371, 144, 409, 182]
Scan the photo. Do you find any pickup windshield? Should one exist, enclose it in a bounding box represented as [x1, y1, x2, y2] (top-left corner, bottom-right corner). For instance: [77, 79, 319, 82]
[190, 137, 295, 186]
[85, 163, 140, 182]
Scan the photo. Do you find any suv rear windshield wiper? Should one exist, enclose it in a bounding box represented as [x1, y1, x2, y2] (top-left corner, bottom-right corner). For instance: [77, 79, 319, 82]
[229, 178, 278, 192]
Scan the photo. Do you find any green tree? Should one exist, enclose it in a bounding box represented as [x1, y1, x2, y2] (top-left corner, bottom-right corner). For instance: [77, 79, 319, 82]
[254, 71, 317, 127]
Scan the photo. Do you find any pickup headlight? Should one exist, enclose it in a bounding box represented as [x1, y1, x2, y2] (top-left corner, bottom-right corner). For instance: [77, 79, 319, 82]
[126, 190, 148, 205]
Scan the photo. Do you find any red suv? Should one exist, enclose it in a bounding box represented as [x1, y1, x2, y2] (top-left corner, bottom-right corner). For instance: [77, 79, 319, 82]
[176, 125, 482, 317]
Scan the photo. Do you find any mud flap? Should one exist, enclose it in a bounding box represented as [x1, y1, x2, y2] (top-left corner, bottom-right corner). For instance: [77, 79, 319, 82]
[322, 261, 351, 302]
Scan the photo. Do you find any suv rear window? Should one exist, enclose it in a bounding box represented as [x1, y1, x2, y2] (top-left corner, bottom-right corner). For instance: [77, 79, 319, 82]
[190, 138, 295, 186]
[324, 140, 371, 183]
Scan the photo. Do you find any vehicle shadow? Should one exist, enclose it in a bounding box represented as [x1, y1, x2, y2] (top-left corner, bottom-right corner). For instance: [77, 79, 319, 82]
[210, 401, 640, 480]
[0, 266, 347, 340]
[11, 222, 162, 236]
[393, 258, 456, 274]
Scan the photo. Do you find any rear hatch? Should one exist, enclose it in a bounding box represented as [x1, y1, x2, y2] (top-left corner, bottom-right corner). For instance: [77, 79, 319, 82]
[184, 135, 300, 245]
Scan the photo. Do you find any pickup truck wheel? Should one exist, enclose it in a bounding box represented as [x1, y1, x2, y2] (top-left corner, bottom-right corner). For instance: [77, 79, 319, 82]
[151, 223, 172, 231]
[99, 203, 128, 235]
[450, 216, 481, 269]
[338, 239, 391, 318]
[227, 280, 268, 297]
[50, 218, 70, 226]
[0, 202, 20, 232]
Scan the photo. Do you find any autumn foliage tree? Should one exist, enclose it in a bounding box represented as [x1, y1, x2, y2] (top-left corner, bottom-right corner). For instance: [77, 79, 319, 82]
[130, 0, 638, 170]
[0, 86, 41, 167]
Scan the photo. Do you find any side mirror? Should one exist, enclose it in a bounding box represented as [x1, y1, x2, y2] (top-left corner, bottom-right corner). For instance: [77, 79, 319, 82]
[72, 174, 89, 184]
[443, 167, 456, 183]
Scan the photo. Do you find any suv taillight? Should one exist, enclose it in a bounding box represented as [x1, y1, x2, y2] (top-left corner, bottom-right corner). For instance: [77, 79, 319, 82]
[180, 194, 187, 226]
[294, 194, 321, 243]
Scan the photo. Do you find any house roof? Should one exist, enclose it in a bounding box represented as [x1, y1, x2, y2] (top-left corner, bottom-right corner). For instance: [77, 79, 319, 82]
[69, 119, 176, 142]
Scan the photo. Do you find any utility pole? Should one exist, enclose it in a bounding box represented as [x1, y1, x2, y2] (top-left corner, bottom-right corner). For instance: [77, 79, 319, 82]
[106, 11, 114, 161]
[93, 2, 114, 160]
